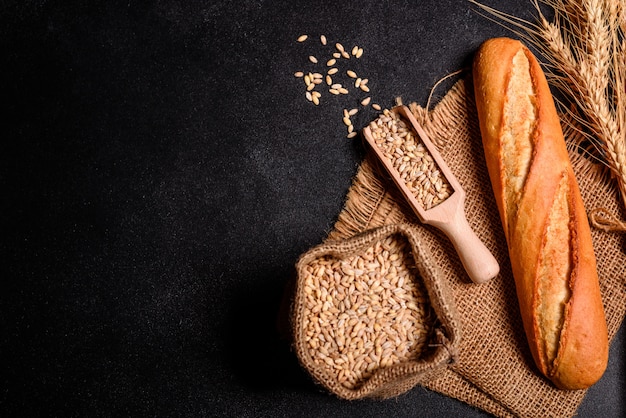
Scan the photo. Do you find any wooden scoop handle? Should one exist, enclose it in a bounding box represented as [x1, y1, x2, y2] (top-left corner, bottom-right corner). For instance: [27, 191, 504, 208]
[430, 197, 499, 284]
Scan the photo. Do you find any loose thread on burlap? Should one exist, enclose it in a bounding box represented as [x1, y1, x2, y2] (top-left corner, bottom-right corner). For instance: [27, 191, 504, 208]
[428, 329, 459, 365]
[589, 207, 626, 232]
[425, 68, 469, 114]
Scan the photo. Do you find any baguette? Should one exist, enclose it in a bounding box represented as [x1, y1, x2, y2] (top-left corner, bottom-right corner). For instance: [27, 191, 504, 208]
[472, 37, 608, 390]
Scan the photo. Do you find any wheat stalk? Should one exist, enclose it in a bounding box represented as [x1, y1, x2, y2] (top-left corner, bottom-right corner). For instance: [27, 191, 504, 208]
[471, 0, 626, 230]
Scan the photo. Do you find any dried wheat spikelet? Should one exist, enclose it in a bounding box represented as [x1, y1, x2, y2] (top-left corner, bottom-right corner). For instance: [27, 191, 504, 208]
[470, 0, 626, 231]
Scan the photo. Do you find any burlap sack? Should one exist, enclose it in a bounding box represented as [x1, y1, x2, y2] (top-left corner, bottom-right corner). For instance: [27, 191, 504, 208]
[291, 223, 461, 400]
[324, 77, 626, 417]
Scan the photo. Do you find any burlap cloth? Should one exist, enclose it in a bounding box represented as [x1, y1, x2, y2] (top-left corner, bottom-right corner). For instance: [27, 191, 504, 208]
[323, 77, 626, 417]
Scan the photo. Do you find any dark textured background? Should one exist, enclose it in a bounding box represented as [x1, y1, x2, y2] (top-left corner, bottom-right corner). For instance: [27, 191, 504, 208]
[2, 0, 624, 416]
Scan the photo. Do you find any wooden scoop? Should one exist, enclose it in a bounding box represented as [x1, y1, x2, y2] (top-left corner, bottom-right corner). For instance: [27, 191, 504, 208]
[362, 105, 499, 284]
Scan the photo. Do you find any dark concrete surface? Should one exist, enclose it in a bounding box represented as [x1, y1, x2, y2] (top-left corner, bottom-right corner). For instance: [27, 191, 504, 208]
[2, 0, 623, 416]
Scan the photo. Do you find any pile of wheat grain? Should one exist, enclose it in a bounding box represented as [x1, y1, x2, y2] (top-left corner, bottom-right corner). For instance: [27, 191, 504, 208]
[301, 235, 434, 389]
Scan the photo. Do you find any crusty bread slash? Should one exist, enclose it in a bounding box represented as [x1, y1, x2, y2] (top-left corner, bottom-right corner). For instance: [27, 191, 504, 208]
[473, 37, 608, 390]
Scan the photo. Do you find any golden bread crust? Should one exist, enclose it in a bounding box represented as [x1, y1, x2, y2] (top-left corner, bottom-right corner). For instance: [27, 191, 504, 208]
[473, 37, 608, 390]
